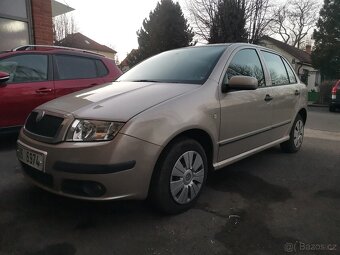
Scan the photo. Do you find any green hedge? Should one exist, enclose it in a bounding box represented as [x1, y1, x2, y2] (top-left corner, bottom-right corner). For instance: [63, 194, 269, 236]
[308, 91, 319, 102]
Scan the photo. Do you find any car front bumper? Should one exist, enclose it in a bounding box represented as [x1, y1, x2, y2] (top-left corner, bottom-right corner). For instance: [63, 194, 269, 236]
[17, 129, 161, 201]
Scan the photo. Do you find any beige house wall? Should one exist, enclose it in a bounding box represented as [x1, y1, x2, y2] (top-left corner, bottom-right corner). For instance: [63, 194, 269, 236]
[93, 50, 116, 60]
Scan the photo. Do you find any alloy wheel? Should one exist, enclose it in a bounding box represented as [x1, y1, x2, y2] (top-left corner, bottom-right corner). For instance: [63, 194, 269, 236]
[293, 119, 304, 148]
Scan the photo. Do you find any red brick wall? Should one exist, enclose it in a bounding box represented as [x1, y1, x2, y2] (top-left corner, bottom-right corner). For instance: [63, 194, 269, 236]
[31, 0, 53, 45]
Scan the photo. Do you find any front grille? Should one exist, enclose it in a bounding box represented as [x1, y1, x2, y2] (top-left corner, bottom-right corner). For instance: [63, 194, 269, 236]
[25, 111, 64, 138]
[21, 163, 53, 188]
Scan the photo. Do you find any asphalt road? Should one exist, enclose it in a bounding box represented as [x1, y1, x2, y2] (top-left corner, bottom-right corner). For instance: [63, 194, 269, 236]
[306, 106, 340, 132]
[0, 107, 339, 255]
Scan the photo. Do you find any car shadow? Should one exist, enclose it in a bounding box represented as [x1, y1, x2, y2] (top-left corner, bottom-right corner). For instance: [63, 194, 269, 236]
[0, 132, 19, 151]
[0, 145, 298, 255]
[8, 146, 286, 218]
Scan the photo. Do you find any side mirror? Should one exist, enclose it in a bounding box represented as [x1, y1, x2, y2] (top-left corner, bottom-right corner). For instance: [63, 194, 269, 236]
[222, 75, 258, 93]
[0, 71, 10, 83]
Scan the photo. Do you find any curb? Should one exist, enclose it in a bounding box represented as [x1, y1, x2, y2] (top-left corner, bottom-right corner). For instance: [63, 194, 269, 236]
[305, 128, 340, 141]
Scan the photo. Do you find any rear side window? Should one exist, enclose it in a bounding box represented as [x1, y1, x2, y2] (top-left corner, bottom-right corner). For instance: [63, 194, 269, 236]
[282, 58, 297, 84]
[226, 49, 265, 87]
[55, 55, 97, 80]
[95, 60, 108, 77]
[0, 54, 48, 83]
[261, 51, 289, 86]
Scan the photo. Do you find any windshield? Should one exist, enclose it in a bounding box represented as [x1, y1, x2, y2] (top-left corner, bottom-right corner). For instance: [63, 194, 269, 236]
[117, 45, 228, 85]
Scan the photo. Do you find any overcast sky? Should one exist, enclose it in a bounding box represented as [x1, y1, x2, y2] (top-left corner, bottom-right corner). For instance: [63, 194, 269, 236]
[63, 0, 188, 61]
[62, 0, 321, 61]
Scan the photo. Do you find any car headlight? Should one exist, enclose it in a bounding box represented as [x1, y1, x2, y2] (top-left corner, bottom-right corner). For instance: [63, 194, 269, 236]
[66, 119, 124, 142]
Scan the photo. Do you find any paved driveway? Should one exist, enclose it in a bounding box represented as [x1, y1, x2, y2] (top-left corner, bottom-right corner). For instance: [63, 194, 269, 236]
[0, 107, 339, 255]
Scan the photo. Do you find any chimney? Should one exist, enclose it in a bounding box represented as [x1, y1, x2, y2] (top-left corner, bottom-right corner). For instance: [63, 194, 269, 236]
[305, 44, 311, 54]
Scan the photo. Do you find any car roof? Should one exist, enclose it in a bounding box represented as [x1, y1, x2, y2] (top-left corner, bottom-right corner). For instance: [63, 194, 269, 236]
[201, 42, 278, 49]
[186, 42, 281, 54]
[0, 45, 107, 59]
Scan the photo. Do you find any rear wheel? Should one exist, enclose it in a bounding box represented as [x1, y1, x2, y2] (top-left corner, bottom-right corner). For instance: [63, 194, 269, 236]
[150, 138, 207, 214]
[280, 114, 304, 153]
[329, 105, 336, 112]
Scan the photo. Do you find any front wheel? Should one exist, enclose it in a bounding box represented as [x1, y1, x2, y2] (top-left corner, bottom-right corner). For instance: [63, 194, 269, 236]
[150, 138, 208, 214]
[280, 114, 304, 153]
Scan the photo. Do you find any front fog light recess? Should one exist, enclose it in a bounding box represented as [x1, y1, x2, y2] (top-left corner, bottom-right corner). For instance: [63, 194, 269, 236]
[66, 119, 124, 141]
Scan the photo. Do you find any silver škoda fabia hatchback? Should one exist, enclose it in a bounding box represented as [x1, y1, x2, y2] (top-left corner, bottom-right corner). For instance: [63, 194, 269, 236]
[17, 43, 307, 214]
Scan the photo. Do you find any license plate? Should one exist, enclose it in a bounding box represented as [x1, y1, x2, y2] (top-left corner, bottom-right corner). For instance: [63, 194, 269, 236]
[17, 143, 46, 171]
[332, 94, 336, 100]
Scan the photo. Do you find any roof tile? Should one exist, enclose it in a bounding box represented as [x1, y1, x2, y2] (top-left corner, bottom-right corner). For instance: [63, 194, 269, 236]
[56, 33, 116, 54]
[260, 36, 311, 64]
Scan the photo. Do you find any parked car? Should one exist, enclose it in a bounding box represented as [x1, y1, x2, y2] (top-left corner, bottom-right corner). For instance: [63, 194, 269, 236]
[17, 43, 307, 214]
[0, 45, 122, 133]
[329, 80, 340, 112]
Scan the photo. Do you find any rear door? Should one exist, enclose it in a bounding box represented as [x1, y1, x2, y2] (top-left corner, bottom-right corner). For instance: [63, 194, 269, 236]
[53, 54, 105, 97]
[260, 51, 302, 140]
[218, 48, 274, 162]
[97, 58, 122, 82]
[0, 54, 54, 128]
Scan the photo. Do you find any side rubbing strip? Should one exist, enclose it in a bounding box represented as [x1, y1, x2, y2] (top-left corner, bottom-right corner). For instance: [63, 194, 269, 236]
[218, 120, 291, 146]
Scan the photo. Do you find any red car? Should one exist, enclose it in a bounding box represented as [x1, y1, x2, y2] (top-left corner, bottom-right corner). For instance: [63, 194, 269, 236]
[0, 45, 122, 133]
[330, 80, 340, 112]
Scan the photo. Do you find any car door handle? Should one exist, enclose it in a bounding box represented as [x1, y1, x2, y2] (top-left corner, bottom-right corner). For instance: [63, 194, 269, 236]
[264, 94, 273, 102]
[36, 88, 53, 93]
[295, 90, 300, 96]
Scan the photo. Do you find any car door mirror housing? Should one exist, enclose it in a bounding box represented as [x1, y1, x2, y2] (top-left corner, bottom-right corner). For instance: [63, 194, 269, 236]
[222, 75, 258, 92]
[0, 71, 10, 83]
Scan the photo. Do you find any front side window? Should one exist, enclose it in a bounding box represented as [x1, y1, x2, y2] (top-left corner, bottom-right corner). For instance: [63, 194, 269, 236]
[262, 51, 289, 86]
[226, 49, 265, 87]
[301, 69, 309, 85]
[0, 54, 48, 83]
[55, 55, 97, 80]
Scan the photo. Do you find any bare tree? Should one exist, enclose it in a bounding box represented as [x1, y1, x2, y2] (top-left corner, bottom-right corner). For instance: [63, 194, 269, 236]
[269, 0, 320, 48]
[186, 0, 273, 43]
[53, 13, 78, 42]
[185, 0, 219, 42]
[246, 0, 272, 43]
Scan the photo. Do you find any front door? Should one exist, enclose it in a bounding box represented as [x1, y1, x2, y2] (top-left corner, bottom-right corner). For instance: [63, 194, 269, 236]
[218, 48, 274, 162]
[0, 54, 55, 128]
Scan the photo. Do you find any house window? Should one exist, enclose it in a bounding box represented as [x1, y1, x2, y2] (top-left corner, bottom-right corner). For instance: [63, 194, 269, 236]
[0, 0, 32, 51]
[301, 69, 309, 85]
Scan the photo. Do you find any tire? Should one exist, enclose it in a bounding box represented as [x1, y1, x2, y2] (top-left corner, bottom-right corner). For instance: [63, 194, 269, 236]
[280, 114, 304, 153]
[150, 138, 208, 214]
[329, 105, 336, 112]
